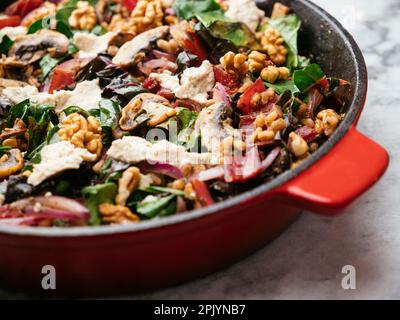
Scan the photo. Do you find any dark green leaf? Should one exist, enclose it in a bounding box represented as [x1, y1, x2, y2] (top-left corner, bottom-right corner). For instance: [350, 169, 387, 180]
[264, 80, 299, 95]
[145, 186, 186, 197]
[0, 35, 14, 55]
[6, 99, 30, 127]
[112, 86, 148, 101]
[269, 14, 301, 69]
[82, 183, 117, 226]
[0, 146, 11, 157]
[176, 108, 198, 131]
[174, 0, 222, 20]
[63, 106, 90, 117]
[137, 194, 176, 218]
[293, 64, 325, 92]
[56, 20, 73, 38]
[27, 18, 47, 34]
[89, 99, 121, 145]
[196, 12, 259, 48]
[40, 54, 64, 81]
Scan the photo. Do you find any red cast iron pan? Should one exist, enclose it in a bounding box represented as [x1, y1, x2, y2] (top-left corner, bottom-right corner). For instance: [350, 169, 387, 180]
[0, 0, 389, 297]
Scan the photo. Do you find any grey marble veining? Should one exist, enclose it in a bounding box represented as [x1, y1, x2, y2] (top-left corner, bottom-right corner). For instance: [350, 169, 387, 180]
[1, 0, 399, 299]
[134, 0, 400, 300]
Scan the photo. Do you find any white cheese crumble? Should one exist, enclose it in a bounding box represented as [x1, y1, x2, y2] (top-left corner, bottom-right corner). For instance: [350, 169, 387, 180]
[28, 141, 97, 186]
[0, 26, 27, 41]
[149, 72, 180, 93]
[107, 136, 214, 167]
[3, 79, 102, 112]
[225, 0, 265, 32]
[150, 60, 215, 104]
[73, 32, 116, 59]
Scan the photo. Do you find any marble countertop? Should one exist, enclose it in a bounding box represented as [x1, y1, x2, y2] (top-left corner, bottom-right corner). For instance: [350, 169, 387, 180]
[137, 0, 400, 300]
[1, 0, 399, 300]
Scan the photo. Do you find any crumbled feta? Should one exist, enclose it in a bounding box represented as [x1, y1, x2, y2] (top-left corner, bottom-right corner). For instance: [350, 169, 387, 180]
[175, 60, 215, 103]
[59, 79, 102, 111]
[107, 136, 213, 167]
[74, 32, 116, 59]
[225, 0, 265, 32]
[195, 102, 239, 158]
[28, 141, 97, 186]
[149, 72, 180, 93]
[150, 60, 215, 104]
[3, 79, 102, 112]
[0, 26, 27, 41]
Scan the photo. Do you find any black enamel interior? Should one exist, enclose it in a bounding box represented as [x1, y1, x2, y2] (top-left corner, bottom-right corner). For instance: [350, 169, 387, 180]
[0, 0, 367, 236]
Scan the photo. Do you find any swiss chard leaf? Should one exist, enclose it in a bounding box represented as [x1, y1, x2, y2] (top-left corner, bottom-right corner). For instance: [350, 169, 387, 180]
[264, 80, 299, 95]
[0, 35, 14, 55]
[40, 54, 64, 81]
[6, 99, 30, 127]
[293, 64, 325, 92]
[196, 11, 259, 48]
[137, 194, 176, 219]
[91, 25, 108, 36]
[269, 14, 301, 69]
[145, 186, 186, 197]
[27, 18, 46, 34]
[63, 106, 90, 117]
[82, 182, 117, 226]
[0, 146, 11, 157]
[174, 0, 222, 20]
[89, 99, 121, 145]
[176, 108, 198, 131]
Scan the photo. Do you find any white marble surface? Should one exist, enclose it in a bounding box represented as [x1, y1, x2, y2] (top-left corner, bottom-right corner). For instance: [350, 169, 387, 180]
[134, 0, 400, 300]
[1, 0, 400, 299]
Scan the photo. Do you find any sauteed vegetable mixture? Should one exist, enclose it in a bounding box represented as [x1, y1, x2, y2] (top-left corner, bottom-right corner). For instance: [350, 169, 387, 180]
[0, 0, 350, 227]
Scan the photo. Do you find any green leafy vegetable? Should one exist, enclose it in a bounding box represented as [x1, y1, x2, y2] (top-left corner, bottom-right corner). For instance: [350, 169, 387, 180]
[89, 99, 121, 145]
[91, 25, 108, 36]
[6, 99, 30, 127]
[293, 63, 325, 92]
[264, 80, 299, 95]
[27, 18, 46, 34]
[0, 35, 14, 55]
[174, 108, 199, 149]
[137, 194, 176, 218]
[56, 20, 74, 38]
[176, 108, 198, 130]
[63, 106, 90, 117]
[40, 54, 64, 81]
[145, 186, 186, 197]
[0, 146, 11, 158]
[196, 11, 259, 48]
[82, 183, 117, 226]
[7, 100, 56, 157]
[174, 0, 222, 20]
[269, 14, 301, 69]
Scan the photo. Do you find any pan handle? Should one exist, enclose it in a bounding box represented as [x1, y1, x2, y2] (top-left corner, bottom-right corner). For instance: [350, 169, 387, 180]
[275, 126, 389, 216]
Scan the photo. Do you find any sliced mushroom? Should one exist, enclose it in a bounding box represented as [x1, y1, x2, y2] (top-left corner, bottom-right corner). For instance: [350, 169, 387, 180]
[0, 149, 24, 180]
[109, 32, 135, 48]
[195, 102, 239, 155]
[0, 119, 27, 140]
[9, 29, 70, 64]
[112, 26, 169, 70]
[119, 93, 175, 131]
